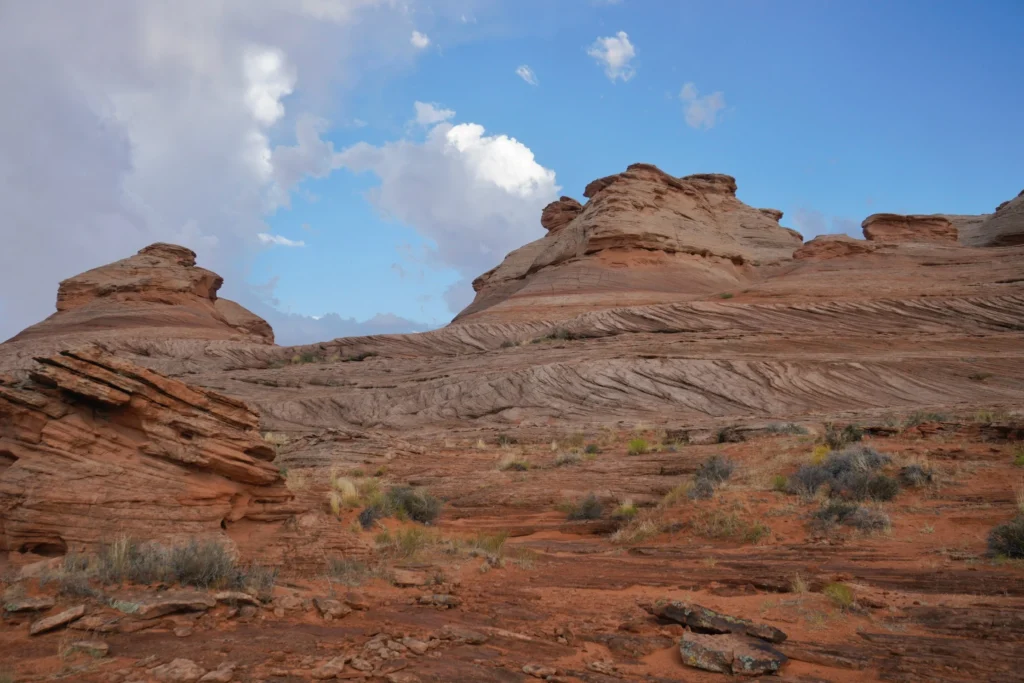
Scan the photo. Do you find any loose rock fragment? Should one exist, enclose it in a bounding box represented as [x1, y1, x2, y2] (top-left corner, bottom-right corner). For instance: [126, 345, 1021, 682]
[679, 632, 787, 676]
[29, 604, 86, 635]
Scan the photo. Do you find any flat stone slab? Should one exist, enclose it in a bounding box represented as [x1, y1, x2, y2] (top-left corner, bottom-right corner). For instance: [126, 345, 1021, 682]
[29, 604, 86, 635]
[69, 639, 109, 657]
[679, 631, 787, 676]
[653, 600, 787, 643]
[112, 591, 216, 619]
[4, 595, 56, 612]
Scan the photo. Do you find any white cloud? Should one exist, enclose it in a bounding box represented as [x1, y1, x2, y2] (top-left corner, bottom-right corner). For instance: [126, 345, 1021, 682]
[413, 101, 455, 126]
[515, 65, 538, 86]
[0, 1, 442, 343]
[410, 30, 430, 49]
[338, 103, 559, 312]
[258, 233, 306, 247]
[588, 31, 636, 82]
[679, 82, 726, 130]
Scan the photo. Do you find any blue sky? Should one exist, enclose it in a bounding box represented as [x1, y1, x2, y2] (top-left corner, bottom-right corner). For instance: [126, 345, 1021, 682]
[253, 0, 1024, 329]
[2, 1, 1022, 344]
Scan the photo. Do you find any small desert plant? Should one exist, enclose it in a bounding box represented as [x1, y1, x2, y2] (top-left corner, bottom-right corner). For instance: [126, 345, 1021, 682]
[903, 411, 948, 427]
[610, 516, 662, 544]
[469, 531, 510, 557]
[968, 372, 993, 381]
[716, 426, 743, 443]
[327, 557, 389, 586]
[500, 340, 517, 349]
[687, 478, 716, 500]
[899, 463, 935, 488]
[661, 482, 691, 507]
[810, 444, 830, 464]
[498, 455, 531, 471]
[766, 422, 808, 435]
[691, 510, 770, 544]
[823, 422, 863, 450]
[788, 446, 896, 501]
[718, 292, 734, 299]
[812, 500, 890, 533]
[771, 475, 789, 492]
[94, 536, 265, 591]
[385, 486, 442, 524]
[627, 438, 649, 456]
[987, 516, 1024, 558]
[554, 452, 582, 467]
[696, 454, 735, 485]
[1013, 448, 1024, 468]
[613, 500, 639, 521]
[376, 527, 434, 558]
[584, 443, 601, 455]
[565, 493, 604, 521]
[790, 574, 809, 594]
[358, 505, 385, 530]
[496, 433, 518, 446]
[823, 582, 855, 609]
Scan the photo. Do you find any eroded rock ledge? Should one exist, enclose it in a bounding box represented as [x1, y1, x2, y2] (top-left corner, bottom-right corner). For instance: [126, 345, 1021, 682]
[0, 348, 296, 557]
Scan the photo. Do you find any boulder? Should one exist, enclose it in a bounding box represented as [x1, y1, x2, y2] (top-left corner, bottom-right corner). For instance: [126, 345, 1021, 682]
[313, 597, 352, 619]
[650, 601, 786, 643]
[152, 658, 207, 683]
[4, 595, 56, 612]
[679, 631, 787, 676]
[113, 592, 216, 619]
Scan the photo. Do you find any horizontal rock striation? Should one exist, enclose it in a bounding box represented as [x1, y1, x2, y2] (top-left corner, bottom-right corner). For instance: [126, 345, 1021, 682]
[0, 348, 296, 556]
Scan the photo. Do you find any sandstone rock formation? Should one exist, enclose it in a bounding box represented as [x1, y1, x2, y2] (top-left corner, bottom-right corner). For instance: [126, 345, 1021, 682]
[7, 243, 272, 345]
[540, 196, 582, 233]
[794, 234, 876, 260]
[0, 348, 295, 557]
[457, 163, 803, 323]
[969, 189, 1024, 247]
[861, 214, 960, 243]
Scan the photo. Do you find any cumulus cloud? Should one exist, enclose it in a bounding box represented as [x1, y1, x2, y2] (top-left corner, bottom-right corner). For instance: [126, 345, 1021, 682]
[679, 82, 726, 130]
[0, 1, 441, 343]
[588, 31, 636, 82]
[410, 30, 430, 49]
[258, 233, 306, 247]
[515, 65, 538, 86]
[338, 103, 559, 312]
[413, 101, 455, 126]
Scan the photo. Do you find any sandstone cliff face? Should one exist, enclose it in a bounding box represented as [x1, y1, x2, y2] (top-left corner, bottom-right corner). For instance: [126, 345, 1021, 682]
[8, 243, 273, 345]
[0, 348, 296, 556]
[457, 164, 803, 323]
[968, 190, 1024, 247]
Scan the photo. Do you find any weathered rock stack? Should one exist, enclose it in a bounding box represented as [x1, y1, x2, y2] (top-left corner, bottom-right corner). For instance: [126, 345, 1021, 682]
[0, 348, 296, 558]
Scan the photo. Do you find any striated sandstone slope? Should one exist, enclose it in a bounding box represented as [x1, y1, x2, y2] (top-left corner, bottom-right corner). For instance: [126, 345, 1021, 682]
[7, 243, 273, 345]
[0, 348, 297, 557]
[457, 163, 803, 323]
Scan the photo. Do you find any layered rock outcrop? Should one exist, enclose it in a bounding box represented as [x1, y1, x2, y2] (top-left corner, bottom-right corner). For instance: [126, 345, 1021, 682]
[970, 190, 1024, 247]
[861, 214, 960, 243]
[794, 234, 876, 260]
[8, 243, 273, 345]
[0, 348, 295, 557]
[457, 163, 803, 323]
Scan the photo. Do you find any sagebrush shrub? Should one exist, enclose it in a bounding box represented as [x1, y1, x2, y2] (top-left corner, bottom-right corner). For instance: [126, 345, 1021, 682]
[988, 516, 1024, 558]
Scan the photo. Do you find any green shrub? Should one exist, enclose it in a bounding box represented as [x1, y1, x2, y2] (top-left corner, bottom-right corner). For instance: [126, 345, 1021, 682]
[496, 433, 518, 446]
[566, 494, 604, 521]
[988, 516, 1024, 558]
[691, 510, 770, 544]
[823, 582, 854, 609]
[627, 438, 649, 456]
[696, 454, 735, 485]
[499, 340, 516, 349]
[612, 500, 639, 521]
[718, 292, 734, 299]
[385, 486, 442, 524]
[1013, 448, 1024, 468]
[788, 446, 896, 501]
[771, 474, 789, 492]
[584, 443, 600, 455]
